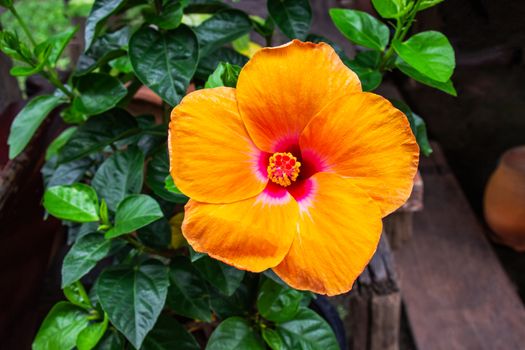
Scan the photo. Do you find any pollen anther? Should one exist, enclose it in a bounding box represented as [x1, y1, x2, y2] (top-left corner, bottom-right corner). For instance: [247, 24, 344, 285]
[267, 152, 301, 187]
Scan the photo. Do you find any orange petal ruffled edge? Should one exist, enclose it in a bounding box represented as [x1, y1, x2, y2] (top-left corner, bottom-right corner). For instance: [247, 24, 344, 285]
[169, 87, 267, 204]
[236, 39, 362, 153]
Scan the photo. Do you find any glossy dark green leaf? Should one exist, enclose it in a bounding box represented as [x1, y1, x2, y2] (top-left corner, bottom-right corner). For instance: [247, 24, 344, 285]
[145, 0, 184, 30]
[391, 100, 433, 156]
[129, 25, 198, 105]
[146, 148, 188, 203]
[276, 308, 339, 350]
[59, 109, 139, 163]
[372, 0, 404, 19]
[396, 57, 457, 96]
[105, 194, 163, 238]
[73, 73, 127, 116]
[205, 62, 241, 88]
[193, 255, 245, 296]
[268, 0, 312, 40]
[257, 279, 303, 323]
[84, 0, 127, 50]
[189, 246, 206, 262]
[77, 27, 130, 76]
[206, 317, 265, 350]
[209, 277, 255, 319]
[97, 260, 169, 349]
[62, 233, 111, 288]
[167, 256, 212, 321]
[76, 313, 109, 350]
[344, 60, 383, 91]
[329, 8, 389, 51]
[262, 328, 285, 350]
[141, 314, 200, 350]
[194, 9, 251, 57]
[8, 94, 65, 159]
[137, 217, 172, 249]
[43, 183, 100, 223]
[46, 127, 77, 161]
[93, 329, 124, 350]
[46, 156, 97, 188]
[393, 30, 455, 82]
[355, 50, 382, 68]
[184, 0, 228, 13]
[32, 302, 89, 350]
[196, 47, 248, 80]
[92, 146, 145, 211]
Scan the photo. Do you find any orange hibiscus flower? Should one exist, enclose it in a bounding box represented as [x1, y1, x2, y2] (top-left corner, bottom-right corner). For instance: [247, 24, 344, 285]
[168, 40, 419, 296]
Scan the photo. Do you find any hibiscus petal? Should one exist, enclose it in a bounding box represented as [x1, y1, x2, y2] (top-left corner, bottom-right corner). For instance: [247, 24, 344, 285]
[299, 92, 419, 216]
[169, 87, 267, 204]
[182, 187, 299, 272]
[236, 40, 361, 153]
[273, 172, 382, 296]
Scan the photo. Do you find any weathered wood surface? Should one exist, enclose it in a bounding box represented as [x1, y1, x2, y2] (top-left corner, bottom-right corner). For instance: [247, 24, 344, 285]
[395, 142, 525, 350]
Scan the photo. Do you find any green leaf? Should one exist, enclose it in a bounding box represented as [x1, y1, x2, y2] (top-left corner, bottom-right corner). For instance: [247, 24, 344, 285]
[8, 94, 65, 159]
[184, 0, 228, 13]
[165, 176, 185, 196]
[97, 260, 170, 349]
[77, 313, 109, 350]
[194, 9, 251, 57]
[372, 0, 404, 19]
[262, 328, 285, 350]
[205, 62, 241, 88]
[145, 0, 184, 30]
[146, 148, 188, 203]
[85, 0, 127, 50]
[193, 255, 244, 296]
[92, 146, 145, 211]
[141, 314, 200, 350]
[105, 194, 163, 238]
[129, 25, 198, 106]
[346, 61, 383, 91]
[257, 279, 303, 323]
[137, 218, 172, 249]
[63, 283, 92, 310]
[47, 26, 79, 64]
[276, 308, 339, 349]
[43, 183, 100, 223]
[391, 100, 433, 156]
[32, 302, 89, 350]
[251, 15, 275, 38]
[59, 109, 139, 163]
[46, 127, 77, 161]
[396, 57, 457, 96]
[45, 155, 97, 188]
[62, 233, 111, 288]
[189, 246, 206, 262]
[393, 30, 455, 82]
[167, 256, 212, 321]
[196, 47, 248, 80]
[418, 0, 444, 11]
[73, 73, 127, 116]
[206, 317, 265, 350]
[267, 0, 312, 40]
[329, 8, 389, 51]
[93, 329, 124, 350]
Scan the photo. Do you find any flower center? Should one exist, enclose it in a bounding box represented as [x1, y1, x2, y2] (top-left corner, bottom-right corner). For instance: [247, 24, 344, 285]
[267, 152, 301, 187]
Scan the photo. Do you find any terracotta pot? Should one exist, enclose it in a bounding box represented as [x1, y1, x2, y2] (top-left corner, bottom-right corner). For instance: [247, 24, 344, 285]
[484, 146, 525, 251]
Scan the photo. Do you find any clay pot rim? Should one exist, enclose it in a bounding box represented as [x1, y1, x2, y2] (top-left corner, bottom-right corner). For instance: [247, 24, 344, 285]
[501, 145, 525, 174]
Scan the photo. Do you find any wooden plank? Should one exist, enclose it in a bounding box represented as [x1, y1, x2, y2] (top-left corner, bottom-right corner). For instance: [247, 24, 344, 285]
[395, 142, 525, 350]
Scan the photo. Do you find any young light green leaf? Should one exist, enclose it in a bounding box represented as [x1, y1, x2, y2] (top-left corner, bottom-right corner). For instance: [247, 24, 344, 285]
[329, 8, 390, 51]
[8, 94, 65, 159]
[418, 0, 444, 11]
[395, 57, 457, 96]
[62, 233, 111, 288]
[393, 30, 455, 82]
[76, 313, 109, 350]
[262, 328, 285, 350]
[196, 47, 248, 80]
[96, 260, 169, 349]
[105, 194, 163, 238]
[43, 183, 100, 223]
[46, 156, 97, 188]
[204, 62, 241, 88]
[141, 315, 200, 350]
[59, 109, 139, 163]
[206, 317, 265, 350]
[267, 0, 312, 40]
[129, 25, 198, 106]
[73, 73, 127, 116]
[84, 0, 127, 50]
[46, 127, 77, 161]
[194, 9, 252, 57]
[257, 279, 303, 323]
[92, 146, 145, 211]
[193, 255, 245, 296]
[167, 256, 212, 322]
[32, 302, 89, 350]
[165, 175, 186, 196]
[63, 283, 92, 310]
[276, 308, 339, 350]
[47, 26, 79, 64]
[372, 0, 405, 19]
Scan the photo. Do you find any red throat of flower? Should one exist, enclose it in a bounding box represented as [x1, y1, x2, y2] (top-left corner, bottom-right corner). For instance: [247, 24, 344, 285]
[267, 152, 301, 187]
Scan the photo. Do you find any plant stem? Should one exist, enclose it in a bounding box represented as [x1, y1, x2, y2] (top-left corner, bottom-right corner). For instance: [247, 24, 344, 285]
[9, 5, 37, 47]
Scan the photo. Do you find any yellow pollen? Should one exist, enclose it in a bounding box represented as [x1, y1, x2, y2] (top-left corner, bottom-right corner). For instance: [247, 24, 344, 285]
[267, 152, 301, 187]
